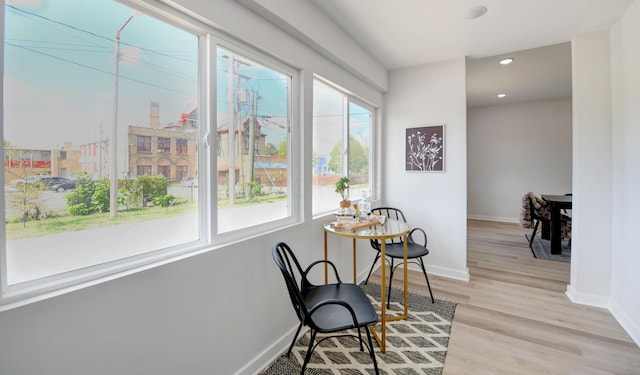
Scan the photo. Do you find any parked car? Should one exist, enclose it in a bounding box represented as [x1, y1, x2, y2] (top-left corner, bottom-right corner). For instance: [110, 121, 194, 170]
[180, 177, 198, 187]
[11, 176, 70, 189]
[50, 180, 77, 192]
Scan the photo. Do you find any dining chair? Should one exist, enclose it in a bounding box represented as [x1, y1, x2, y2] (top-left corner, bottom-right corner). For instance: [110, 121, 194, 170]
[272, 242, 379, 374]
[363, 207, 434, 307]
[523, 192, 571, 250]
[524, 192, 551, 248]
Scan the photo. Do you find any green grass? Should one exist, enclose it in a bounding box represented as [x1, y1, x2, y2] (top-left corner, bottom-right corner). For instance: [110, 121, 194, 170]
[5, 193, 288, 241]
[5, 200, 198, 241]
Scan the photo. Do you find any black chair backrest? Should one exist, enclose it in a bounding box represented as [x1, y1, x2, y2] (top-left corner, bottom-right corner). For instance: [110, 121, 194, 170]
[371, 207, 407, 246]
[527, 194, 547, 222]
[272, 242, 310, 325]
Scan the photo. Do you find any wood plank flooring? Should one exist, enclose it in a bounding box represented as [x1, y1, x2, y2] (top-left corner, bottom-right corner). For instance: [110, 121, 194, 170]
[369, 219, 640, 374]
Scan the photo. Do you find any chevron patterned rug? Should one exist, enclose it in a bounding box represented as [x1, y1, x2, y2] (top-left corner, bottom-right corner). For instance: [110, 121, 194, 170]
[261, 283, 457, 375]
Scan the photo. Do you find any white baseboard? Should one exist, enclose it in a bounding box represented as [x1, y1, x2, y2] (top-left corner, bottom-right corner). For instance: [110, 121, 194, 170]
[236, 324, 305, 375]
[467, 214, 519, 224]
[565, 284, 610, 308]
[361, 263, 470, 283]
[428, 265, 470, 281]
[610, 300, 640, 347]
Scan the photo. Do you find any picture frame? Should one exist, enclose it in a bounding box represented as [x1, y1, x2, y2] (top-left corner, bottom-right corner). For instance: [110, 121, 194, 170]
[406, 124, 445, 172]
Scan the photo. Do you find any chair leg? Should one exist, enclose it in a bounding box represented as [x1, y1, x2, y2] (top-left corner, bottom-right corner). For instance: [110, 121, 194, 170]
[365, 325, 380, 375]
[364, 252, 381, 285]
[528, 220, 539, 247]
[418, 258, 435, 303]
[301, 330, 317, 375]
[287, 322, 303, 357]
[387, 258, 395, 309]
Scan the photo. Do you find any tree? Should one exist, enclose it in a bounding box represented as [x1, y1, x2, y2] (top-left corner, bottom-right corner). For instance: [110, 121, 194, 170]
[328, 136, 368, 174]
[277, 141, 287, 156]
[265, 143, 278, 156]
[6, 181, 46, 227]
[4, 139, 48, 226]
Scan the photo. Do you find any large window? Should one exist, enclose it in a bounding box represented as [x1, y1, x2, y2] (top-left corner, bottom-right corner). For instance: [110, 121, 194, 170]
[1, 0, 296, 300]
[312, 80, 373, 215]
[215, 47, 292, 233]
[2, 0, 200, 287]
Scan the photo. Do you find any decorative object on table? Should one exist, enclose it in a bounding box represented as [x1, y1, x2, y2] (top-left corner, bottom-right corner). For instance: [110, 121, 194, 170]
[261, 283, 456, 375]
[406, 124, 445, 172]
[335, 176, 351, 208]
[359, 191, 371, 220]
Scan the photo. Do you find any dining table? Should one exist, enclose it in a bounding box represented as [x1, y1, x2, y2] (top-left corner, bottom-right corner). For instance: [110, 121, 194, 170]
[323, 217, 410, 352]
[541, 194, 572, 254]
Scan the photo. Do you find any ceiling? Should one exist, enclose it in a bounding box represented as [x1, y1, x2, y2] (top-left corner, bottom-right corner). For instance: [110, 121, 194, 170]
[308, 0, 634, 107]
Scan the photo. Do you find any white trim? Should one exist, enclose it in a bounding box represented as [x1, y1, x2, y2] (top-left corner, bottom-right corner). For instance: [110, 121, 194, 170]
[236, 324, 306, 375]
[565, 284, 610, 309]
[429, 265, 471, 282]
[467, 214, 519, 224]
[610, 300, 640, 347]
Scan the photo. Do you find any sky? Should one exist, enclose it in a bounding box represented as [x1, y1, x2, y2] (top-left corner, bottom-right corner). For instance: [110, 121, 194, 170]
[2, 0, 364, 157]
[3, 0, 198, 149]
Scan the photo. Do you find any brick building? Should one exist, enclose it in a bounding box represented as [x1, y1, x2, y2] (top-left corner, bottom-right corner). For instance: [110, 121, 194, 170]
[127, 102, 197, 182]
[4, 142, 81, 184]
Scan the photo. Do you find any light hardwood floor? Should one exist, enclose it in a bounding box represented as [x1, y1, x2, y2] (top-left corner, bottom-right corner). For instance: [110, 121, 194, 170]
[369, 219, 640, 374]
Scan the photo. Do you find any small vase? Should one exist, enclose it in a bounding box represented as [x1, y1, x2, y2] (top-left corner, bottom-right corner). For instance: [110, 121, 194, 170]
[339, 200, 351, 208]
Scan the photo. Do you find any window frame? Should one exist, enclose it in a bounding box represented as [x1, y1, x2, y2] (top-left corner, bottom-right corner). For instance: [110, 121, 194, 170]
[311, 78, 377, 217]
[0, 0, 301, 310]
[210, 38, 299, 240]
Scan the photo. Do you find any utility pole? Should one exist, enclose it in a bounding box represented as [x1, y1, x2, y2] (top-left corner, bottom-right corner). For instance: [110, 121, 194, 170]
[110, 14, 137, 218]
[227, 54, 236, 205]
[247, 90, 256, 200]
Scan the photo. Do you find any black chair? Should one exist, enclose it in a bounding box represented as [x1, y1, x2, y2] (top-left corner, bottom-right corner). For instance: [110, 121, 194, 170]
[525, 193, 550, 248]
[272, 242, 379, 375]
[363, 207, 434, 307]
[524, 193, 572, 247]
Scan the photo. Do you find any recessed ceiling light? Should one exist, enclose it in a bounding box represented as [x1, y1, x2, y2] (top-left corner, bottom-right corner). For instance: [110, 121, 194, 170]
[499, 58, 514, 65]
[497, 93, 507, 98]
[462, 5, 488, 20]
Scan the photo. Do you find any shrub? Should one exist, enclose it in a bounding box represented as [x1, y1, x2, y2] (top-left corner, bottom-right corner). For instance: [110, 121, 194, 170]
[134, 175, 168, 205]
[151, 194, 175, 207]
[66, 173, 110, 215]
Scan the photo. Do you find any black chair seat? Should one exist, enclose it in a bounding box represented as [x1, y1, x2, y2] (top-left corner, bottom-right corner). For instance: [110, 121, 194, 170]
[304, 284, 377, 332]
[382, 242, 430, 259]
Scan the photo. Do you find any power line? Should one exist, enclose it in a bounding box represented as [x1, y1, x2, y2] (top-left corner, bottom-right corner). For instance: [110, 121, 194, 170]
[6, 4, 196, 64]
[6, 42, 193, 96]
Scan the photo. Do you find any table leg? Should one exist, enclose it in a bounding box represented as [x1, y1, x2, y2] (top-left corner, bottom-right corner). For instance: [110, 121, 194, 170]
[550, 204, 562, 254]
[353, 238, 357, 284]
[380, 240, 386, 352]
[403, 233, 409, 319]
[324, 230, 328, 284]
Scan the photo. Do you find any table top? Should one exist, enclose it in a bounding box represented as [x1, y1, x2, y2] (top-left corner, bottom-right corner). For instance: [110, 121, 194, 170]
[323, 218, 410, 240]
[541, 194, 572, 204]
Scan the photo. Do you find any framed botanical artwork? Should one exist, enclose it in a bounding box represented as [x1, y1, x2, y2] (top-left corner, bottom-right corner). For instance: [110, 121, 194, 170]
[406, 124, 445, 172]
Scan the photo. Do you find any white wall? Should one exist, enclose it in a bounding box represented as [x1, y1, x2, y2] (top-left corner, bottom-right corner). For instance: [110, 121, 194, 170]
[0, 1, 387, 374]
[384, 59, 469, 281]
[610, 0, 640, 345]
[2, 2, 639, 375]
[567, 29, 613, 307]
[467, 98, 573, 222]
